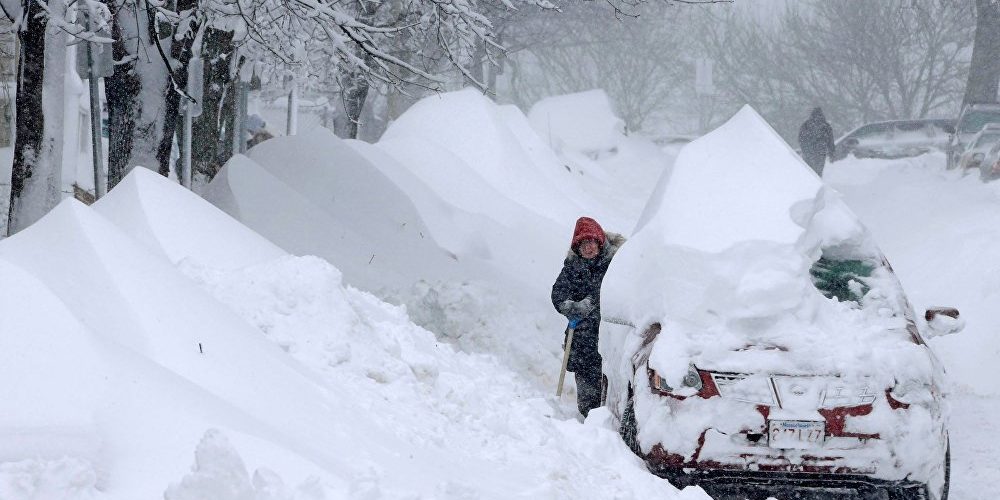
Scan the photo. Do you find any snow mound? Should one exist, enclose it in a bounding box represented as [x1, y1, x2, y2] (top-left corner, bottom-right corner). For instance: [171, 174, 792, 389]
[380, 88, 587, 226]
[632, 105, 823, 252]
[528, 89, 626, 153]
[94, 168, 285, 270]
[524, 90, 672, 231]
[204, 132, 461, 293]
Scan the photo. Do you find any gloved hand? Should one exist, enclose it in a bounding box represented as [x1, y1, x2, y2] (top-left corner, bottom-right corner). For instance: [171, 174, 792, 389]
[569, 297, 595, 317]
[568, 317, 582, 329]
[558, 297, 595, 317]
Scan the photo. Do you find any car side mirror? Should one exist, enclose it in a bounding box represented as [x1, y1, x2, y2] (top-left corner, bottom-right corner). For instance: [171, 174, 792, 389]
[944, 125, 956, 135]
[925, 307, 964, 338]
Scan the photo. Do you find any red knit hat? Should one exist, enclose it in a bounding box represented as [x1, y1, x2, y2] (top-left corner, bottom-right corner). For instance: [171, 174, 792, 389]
[571, 217, 606, 250]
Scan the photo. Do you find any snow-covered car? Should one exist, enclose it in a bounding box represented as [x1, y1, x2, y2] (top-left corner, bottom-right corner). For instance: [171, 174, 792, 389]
[600, 107, 963, 500]
[947, 103, 1000, 170]
[832, 119, 955, 162]
[958, 124, 1000, 172]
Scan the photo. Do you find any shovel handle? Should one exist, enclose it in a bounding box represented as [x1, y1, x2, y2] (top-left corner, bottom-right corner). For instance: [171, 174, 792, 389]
[556, 327, 576, 397]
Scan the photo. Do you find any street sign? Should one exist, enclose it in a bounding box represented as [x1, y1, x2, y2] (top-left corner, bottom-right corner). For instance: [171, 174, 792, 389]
[74, 13, 113, 79]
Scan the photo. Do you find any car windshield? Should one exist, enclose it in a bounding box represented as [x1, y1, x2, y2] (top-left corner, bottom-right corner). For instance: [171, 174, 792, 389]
[973, 132, 1000, 148]
[851, 123, 894, 138]
[960, 111, 1000, 133]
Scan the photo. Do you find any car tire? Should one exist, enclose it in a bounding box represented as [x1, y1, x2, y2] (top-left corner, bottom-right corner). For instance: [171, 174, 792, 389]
[620, 394, 642, 457]
[600, 375, 608, 406]
[940, 437, 951, 500]
[908, 436, 950, 500]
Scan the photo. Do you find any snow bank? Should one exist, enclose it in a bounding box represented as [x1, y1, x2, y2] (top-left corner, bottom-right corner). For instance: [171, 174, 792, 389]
[380, 88, 589, 227]
[0, 168, 708, 499]
[93, 168, 285, 270]
[204, 131, 462, 293]
[528, 89, 626, 153]
[525, 90, 673, 231]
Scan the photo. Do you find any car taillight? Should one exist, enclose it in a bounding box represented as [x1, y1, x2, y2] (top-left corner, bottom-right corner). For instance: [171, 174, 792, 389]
[887, 380, 933, 409]
[649, 365, 703, 397]
[991, 161, 1000, 174]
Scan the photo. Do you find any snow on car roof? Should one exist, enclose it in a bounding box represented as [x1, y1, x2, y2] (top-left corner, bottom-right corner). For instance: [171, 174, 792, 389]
[602, 105, 929, 383]
[631, 105, 822, 253]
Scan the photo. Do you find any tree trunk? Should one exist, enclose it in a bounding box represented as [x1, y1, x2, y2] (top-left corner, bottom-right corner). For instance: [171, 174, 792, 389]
[7, 0, 65, 234]
[191, 28, 236, 184]
[161, 0, 199, 183]
[106, 1, 175, 188]
[334, 1, 379, 139]
[338, 68, 373, 139]
[964, 0, 1000, 106]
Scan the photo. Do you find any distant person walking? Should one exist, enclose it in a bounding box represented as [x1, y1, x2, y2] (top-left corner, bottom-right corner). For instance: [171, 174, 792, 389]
[551, 217, 625, 417]
[798, 107, 836, 176]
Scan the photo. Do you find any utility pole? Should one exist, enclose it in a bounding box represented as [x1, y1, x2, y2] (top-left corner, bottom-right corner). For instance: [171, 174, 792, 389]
[183, 57, 204, 189]
[287, 78, 298, 136]
[76, 9, 113, 199]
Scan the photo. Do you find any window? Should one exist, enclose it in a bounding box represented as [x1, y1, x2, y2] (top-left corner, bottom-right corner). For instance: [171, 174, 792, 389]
[810, 257, 875, 304]
[959, 111, 1000, 133]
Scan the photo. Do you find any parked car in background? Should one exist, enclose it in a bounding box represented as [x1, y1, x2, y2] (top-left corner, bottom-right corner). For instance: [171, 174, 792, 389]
[958, 124, 1000, 172]
[947, 103, 1000, 169]
[976, 140, 1000, 182]
[648, 134, 697, 154]
[832, 119, 955, 162]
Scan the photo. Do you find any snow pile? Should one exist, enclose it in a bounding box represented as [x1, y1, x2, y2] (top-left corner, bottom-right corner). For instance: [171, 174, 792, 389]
[94, 168, 285, 269]
[600, 106, 946, 484]
[528, 89, 626, 154]
[204, 130, 463, 293]
[0, 168, 708, 499]
[346, 138, 563, 291]
[526, 90, 673, 230]
[379, 88, 592, 227]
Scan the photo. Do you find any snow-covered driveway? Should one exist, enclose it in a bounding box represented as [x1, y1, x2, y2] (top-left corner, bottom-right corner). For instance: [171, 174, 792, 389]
[827, 153, 1000, 499]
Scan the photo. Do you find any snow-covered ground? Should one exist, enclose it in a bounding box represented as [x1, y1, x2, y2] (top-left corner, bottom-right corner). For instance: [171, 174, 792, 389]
[3, 88, 1000, 499]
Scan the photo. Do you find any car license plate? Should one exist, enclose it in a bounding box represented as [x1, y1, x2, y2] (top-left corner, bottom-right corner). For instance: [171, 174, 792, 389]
[768, 420, 825, 449]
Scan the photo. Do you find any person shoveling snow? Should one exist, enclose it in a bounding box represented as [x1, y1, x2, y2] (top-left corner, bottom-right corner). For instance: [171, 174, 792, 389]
[551, 216, 625, 417]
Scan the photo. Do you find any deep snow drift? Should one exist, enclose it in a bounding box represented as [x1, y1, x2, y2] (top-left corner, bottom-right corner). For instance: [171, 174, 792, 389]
[9, 85, 997, 499]
[0, 166, 704, 499]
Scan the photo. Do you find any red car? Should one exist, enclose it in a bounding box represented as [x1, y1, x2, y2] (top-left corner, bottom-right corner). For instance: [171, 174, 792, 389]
[599, 106, 965, 499]
[600, 255, 962, 499]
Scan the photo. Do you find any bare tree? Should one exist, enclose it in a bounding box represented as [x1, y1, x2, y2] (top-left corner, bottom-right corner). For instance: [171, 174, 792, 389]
[697, 0, 973, 140]
[507, 3, 688, 132]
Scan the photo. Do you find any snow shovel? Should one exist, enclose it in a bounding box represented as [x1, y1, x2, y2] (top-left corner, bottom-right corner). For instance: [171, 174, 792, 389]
[556, 318, 581, 397]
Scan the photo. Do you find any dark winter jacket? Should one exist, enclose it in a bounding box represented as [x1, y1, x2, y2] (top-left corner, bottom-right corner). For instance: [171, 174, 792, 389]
[551, 230, 626, 372]
[798, 108, 836, 174]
